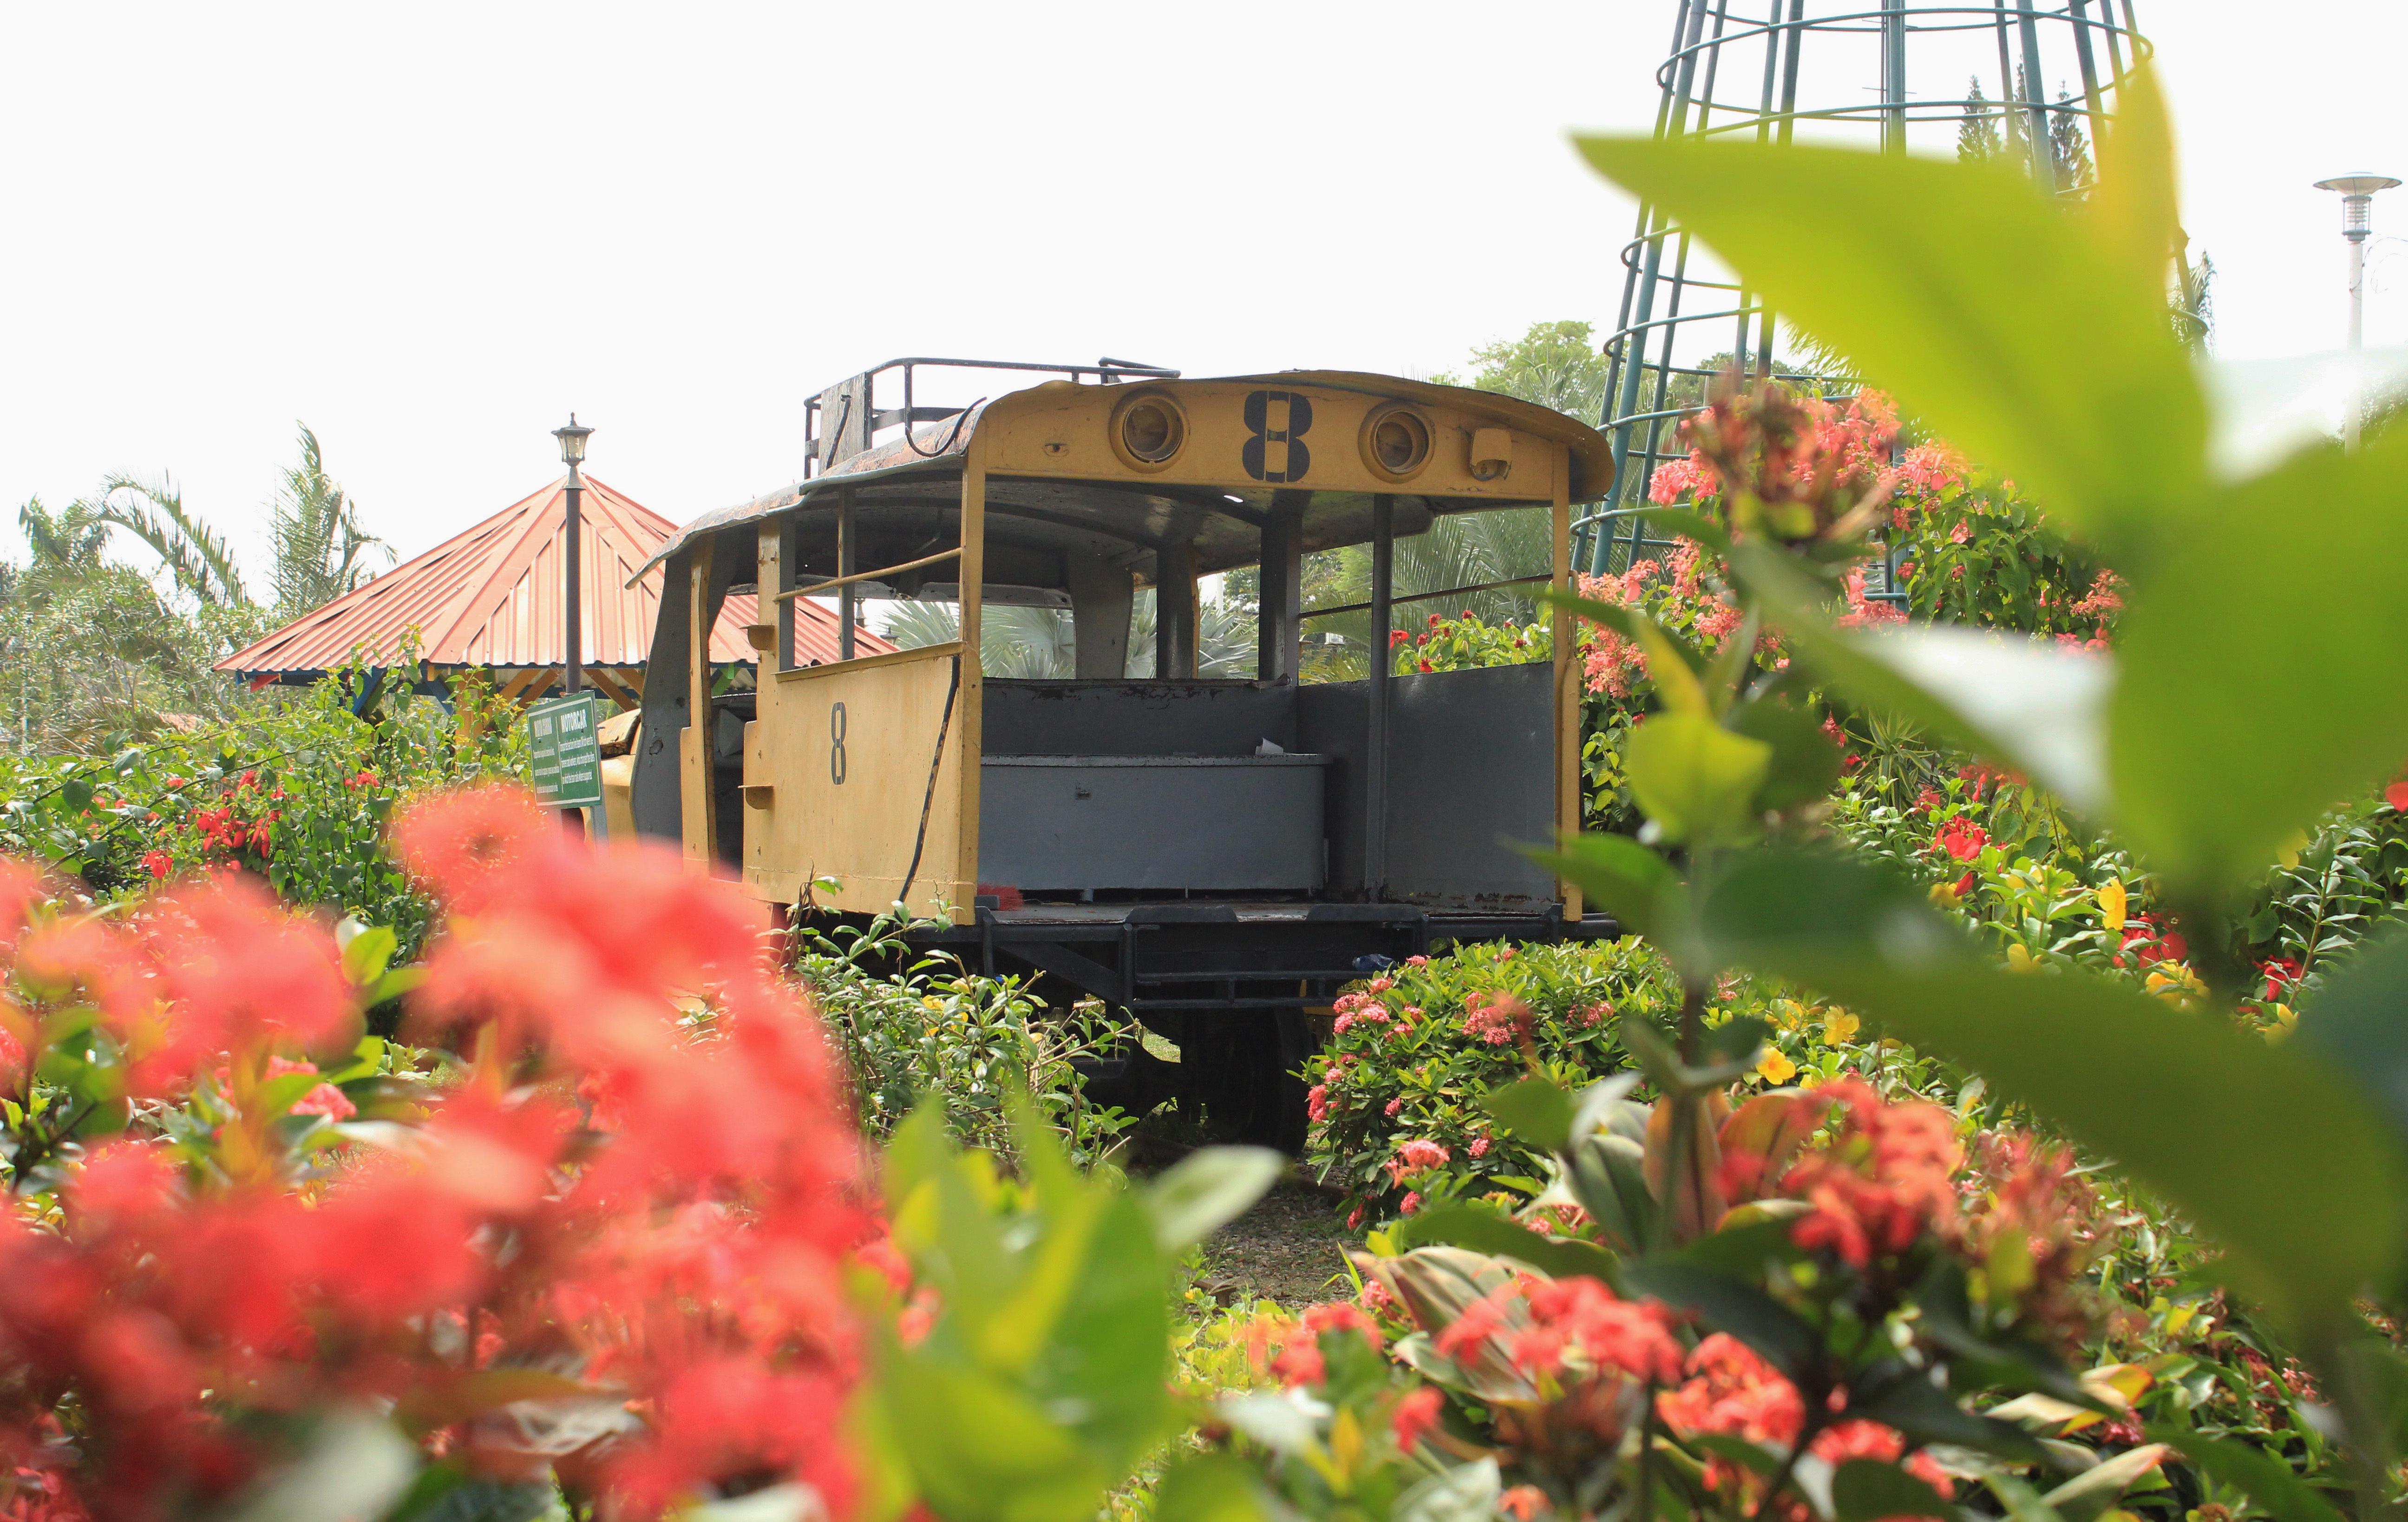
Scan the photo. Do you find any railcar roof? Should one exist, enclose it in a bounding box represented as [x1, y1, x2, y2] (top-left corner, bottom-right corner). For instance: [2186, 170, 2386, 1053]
[631, 372, 1612, 588]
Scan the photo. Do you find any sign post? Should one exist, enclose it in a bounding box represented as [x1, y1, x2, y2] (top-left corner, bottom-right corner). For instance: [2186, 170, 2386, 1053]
[527, 693, 604, 825]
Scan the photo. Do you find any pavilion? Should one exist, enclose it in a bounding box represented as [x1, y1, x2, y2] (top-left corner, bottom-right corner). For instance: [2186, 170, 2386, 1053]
[217, 475, 890, 703]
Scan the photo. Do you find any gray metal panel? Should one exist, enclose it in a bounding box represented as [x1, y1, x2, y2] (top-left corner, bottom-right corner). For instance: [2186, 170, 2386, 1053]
[1382, 663, 1556, 908]
[981, 680, 1300, 756]
[978, 756, 1328, 890]
[1296, 681, 1369, 895]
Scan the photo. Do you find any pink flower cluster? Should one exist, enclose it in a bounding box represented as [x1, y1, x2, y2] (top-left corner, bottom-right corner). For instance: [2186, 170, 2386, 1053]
[1462, 992, 1534, 1047]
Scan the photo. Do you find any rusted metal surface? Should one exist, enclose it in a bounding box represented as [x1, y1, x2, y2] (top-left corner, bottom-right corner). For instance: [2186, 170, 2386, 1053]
[217, 474, 889, 683]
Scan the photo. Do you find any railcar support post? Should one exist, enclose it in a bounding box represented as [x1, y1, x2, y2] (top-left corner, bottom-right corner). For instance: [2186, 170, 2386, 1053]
[1366, 496, 1393, 896]
[1257, 498, 1304, 681]
[1156, 540, 1197, 679]
[952, 461, 988, 921]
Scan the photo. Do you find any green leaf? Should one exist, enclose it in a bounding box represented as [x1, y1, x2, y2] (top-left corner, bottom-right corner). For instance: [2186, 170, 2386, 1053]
[1482, 1076, 1577, 1152]
[229, 1411, 420, 1522]
[1832, 1459, 1955, 1522]
[1526, 833, 1683, 942]
[1394, 1204, 1617, 1281]
[2039, 1443, 2172, 1522]
[1141, 1146, 1283, 1254]
[1573, 89, 2204, 555]
[1150, 1455, 1271, 1522]
[1729, 542, 2110, 814]
[2112, 432, 2408, 896]
[1849, 1368, 2052, 1465]
[878, 1352, 1106, 1522]
[1700, 847, 2408, 1331]
[366, 967, 426, 1007]
[2149, 1427, 2345, 1522]
[1392, 1458, 1500, 1522]
[1729, 696, 1843, 814]
[340, 923, 398, 987]
[1623, 712, 1772, 846]
[1562, 1130, 1657, 1254]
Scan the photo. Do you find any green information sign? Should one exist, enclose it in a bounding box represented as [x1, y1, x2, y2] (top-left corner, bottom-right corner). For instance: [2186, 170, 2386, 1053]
[527, 693, 604, 809]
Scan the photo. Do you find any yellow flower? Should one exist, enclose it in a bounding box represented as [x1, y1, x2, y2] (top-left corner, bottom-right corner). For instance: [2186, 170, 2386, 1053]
[2264, 1003, 2298, 1043]
[2145, 962, 2207, 1007]
[1820, 1009, 1861, 1046]
[1929, 879, 1964, 908]
[2006, 944, 2042, 973]
[2097, 878, 2127, 932]
[1755, 1048, 1799, 1084]
[2277, 831, 2308, 870]
[922, 996, 944, 1012]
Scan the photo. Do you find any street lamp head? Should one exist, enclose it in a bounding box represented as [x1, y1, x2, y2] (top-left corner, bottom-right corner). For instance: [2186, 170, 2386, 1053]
[2316, 175, 2401, 242]
[553, 414, 593, 466]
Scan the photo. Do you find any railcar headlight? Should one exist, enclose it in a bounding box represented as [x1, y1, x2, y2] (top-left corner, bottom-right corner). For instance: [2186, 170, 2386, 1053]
[1112, 391, 1187, 469]
[1469, 426, 1513, 482]
[1359, 403, 1433, 482]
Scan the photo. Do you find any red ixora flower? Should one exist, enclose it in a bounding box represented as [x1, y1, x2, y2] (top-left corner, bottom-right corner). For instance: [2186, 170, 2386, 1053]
[2260, 957, 2304, 1002]
[1935, 817, 1988, 862]
[0, 784, 876, 1518]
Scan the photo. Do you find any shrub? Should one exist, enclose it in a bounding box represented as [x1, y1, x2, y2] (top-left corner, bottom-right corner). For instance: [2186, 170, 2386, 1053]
[1303, 939, 1669, 1224]
[0, 660, 523, 964]
[0, 787, 870, 1518]
[797, 907, 1135, 1167]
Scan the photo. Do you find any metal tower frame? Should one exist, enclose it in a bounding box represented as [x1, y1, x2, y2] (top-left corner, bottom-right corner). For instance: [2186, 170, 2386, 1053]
[1585, 1, 2152, 577]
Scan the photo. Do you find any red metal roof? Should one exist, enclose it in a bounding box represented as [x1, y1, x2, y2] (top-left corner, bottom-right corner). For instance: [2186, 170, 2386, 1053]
[218, 474, 892, 679]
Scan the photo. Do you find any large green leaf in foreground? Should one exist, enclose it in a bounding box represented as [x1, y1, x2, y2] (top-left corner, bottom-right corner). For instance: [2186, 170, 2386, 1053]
[1687, 849, 2408, 1331]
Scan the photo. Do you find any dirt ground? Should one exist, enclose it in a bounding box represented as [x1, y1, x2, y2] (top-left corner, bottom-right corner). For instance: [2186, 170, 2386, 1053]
[1192, 1181, 1361, 1309]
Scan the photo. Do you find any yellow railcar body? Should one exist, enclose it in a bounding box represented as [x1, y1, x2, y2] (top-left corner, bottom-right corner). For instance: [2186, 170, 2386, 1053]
[672, 372, 1610, 926]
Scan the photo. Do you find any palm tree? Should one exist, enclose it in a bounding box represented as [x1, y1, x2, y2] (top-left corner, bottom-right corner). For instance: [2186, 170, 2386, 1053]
[269, 425, 388, 609]
[18, 497, 111, 579]
[86, 475, 251, 607]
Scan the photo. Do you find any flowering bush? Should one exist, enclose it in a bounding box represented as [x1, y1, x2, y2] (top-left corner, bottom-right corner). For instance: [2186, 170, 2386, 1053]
[0, 661, 525, 966]
[0, 787, 875, 1519]
[1204, 1070, 2172, 1522]
[1302, 941, 1669, 1226]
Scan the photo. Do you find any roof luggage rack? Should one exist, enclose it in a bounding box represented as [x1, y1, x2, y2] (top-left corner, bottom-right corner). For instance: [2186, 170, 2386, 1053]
[805, 356, 1178, 476]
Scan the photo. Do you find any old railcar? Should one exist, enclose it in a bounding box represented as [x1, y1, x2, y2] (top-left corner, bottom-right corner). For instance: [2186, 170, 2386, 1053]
[629, 359, 1618, 1148]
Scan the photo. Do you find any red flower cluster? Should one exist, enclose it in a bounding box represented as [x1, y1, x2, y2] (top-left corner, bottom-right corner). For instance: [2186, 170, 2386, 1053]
[2259, 957, 2304, 1003]
[1462, 992, 1535, 1048]
[1661, 1334, 1955, 1519]
[0, 786, 871, 1520]
[1387, 1138, 1452, 1187]
[1720, 1080, 1962, 1268]
[1934, 817, 1988, 863]
[2117, 912, 2187, 968]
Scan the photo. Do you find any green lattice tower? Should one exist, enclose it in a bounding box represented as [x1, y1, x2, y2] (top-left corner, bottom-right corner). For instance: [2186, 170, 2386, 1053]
[1587, 0, 2152, 579]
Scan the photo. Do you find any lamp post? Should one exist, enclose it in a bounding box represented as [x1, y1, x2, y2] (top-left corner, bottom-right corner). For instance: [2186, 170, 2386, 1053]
[2315, 175, 2399, 450]
[552, 415, 593, 694]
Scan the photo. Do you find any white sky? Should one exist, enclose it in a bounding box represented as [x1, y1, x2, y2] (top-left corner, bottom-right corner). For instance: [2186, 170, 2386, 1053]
[1, 0, 2398, 581]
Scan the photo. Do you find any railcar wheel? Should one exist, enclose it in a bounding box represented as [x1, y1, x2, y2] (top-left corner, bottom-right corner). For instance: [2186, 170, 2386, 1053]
[1184, 1009, 1313, 1155]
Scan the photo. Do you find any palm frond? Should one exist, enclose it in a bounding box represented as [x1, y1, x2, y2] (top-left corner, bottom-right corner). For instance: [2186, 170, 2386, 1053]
[270, 426, 389, 609]
[90, 474, 252, 608]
